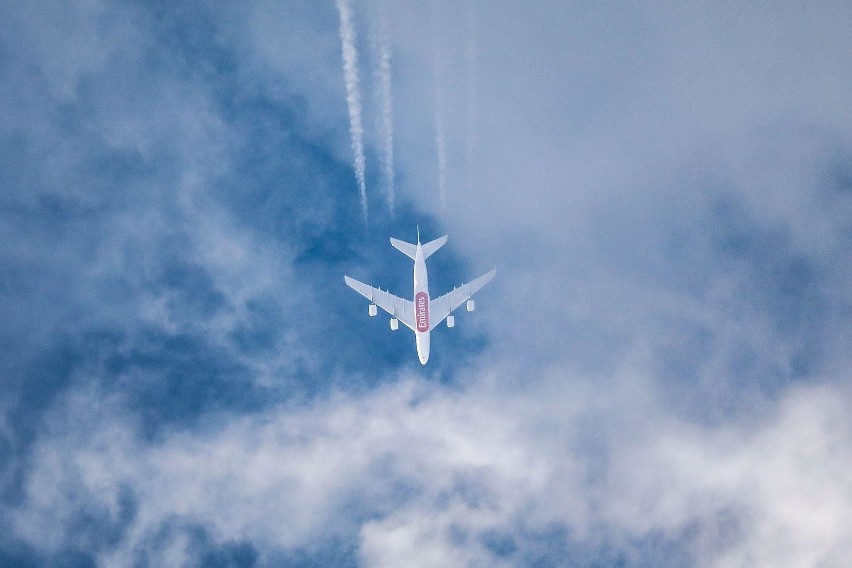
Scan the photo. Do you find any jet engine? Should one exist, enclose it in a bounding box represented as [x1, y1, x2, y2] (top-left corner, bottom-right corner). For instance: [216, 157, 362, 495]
[466, 298, 475, 312]
[369, 303, 377, 317]
[447, 314, 455, 328]
[390, 317, 399, 330]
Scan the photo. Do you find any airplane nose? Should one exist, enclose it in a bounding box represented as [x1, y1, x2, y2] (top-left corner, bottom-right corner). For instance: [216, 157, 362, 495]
[419, 354, 428, 365]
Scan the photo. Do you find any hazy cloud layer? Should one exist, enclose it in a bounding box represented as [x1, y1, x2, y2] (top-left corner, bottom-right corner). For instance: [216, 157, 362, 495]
[1, 1, 850, 567]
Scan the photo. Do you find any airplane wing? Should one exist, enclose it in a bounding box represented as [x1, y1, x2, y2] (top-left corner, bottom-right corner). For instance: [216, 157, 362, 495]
[428, 268, 496, 331]
[344, 275, 416, 331]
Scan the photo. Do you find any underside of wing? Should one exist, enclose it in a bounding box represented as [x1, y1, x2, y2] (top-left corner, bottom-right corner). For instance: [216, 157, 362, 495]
[344, 276, 416, 331]
[428, 268, 496, 330]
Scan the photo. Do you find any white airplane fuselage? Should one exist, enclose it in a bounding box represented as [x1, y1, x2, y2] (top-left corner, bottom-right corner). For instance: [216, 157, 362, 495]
[413, 242, 430, 364]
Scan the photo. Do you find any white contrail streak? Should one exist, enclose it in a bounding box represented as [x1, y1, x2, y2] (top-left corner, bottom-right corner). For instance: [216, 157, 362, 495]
[335, 0, 368, 224]
[432, 22, 447, 212]
[465, 0, 479, 195]
[373, 10, 396, 215]
[435, 99, 447, 212]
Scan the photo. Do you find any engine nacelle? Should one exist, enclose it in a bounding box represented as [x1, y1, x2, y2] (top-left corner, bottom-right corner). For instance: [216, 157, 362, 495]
[447, 314, 455, 328]
[369, 303, 377, 317]
[466, 298, 475, 312]
[390, 317, 399, 330]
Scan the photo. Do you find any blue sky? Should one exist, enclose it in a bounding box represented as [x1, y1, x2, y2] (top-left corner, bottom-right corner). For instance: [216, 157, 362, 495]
[1, 1, 851, 566]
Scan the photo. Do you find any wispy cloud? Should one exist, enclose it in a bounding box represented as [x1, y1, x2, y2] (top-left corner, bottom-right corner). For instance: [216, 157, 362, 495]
[11, 368, 852, 566]
[2, 1, 851, 566]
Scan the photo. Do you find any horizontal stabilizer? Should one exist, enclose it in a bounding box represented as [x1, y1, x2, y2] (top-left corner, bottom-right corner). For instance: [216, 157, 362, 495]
[390, 235, 448, 260]
[390, 237, 417, 259]
[421, 235, 448, 259]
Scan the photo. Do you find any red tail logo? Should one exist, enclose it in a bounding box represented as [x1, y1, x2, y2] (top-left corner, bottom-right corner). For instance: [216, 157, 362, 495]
[415, 292, 429, 332]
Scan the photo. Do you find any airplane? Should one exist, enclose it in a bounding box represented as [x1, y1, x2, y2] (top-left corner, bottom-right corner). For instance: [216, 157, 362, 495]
[344, 230, 496, 364]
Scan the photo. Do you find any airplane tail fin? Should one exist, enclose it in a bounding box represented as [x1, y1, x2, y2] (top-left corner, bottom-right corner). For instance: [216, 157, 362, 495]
[390, 235, 448, 260]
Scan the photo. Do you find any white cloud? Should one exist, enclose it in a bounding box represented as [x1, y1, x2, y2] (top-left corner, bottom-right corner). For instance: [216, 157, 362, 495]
[3, 2, 850, 566]
[8, 364, 851, 566]
[604, 382, 852, 567]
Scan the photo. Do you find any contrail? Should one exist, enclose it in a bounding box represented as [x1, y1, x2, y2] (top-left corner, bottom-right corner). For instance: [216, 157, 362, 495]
[431, 14, 447, 212]
[465, 0, 479, 195]
[372, 9, 396, 215]
[335, 0, 368, 224]
[435, 97, 447, 212]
